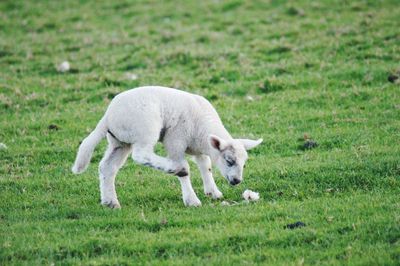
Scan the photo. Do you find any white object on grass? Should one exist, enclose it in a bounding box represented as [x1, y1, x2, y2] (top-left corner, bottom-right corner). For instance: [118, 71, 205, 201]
[221, 201, 230, 206]
[125, 73, 138, 80]
[242, 189, 260, 201]
[246, 95, 254, 101]
[221, 200, 240, 206]
[57, 61, 70, 73]
[0, 143, 7, 150]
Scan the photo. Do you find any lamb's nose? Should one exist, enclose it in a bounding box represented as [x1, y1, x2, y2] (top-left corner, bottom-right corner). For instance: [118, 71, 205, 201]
[230, 178, 241, 186]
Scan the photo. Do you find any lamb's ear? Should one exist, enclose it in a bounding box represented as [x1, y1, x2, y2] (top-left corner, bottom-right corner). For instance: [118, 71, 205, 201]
[208, 134, 227, 151]
[237, 138, 263, 150]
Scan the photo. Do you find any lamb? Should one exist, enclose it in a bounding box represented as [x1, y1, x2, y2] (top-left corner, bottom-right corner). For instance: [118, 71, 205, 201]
[71, 86, 263, 207]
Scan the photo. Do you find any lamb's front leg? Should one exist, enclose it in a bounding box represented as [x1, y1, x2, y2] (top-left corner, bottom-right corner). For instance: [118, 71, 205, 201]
[132, 147, 201, 207]
[176, 161, 201, 207]
[132, 147, 178, 174]
[194, 155, 223, 199]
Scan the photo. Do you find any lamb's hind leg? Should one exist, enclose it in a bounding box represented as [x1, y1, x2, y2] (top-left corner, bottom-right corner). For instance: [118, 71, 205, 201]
[194, 155, 223, 199]
[99, 134, 132, 209]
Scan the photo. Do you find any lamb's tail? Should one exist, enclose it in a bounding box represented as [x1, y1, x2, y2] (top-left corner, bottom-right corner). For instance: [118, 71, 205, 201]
[71, 116, 108, 174]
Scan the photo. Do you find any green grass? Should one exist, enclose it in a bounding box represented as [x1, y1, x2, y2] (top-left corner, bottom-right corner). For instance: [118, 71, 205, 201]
[1, 0, 399, 265]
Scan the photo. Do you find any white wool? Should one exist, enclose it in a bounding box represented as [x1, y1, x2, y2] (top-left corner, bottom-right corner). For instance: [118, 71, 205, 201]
[71, 86, 263, 207]
[0, 143, 7, 150]
[242, 189, 260, 201]
[57, 61, 70, 73]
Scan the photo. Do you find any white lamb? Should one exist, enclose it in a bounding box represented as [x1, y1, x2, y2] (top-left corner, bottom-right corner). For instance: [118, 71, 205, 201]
[72, 86, 262, 207]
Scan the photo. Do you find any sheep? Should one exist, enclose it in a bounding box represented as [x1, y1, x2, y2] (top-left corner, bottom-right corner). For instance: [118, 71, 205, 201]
[72, 86, 262, 207]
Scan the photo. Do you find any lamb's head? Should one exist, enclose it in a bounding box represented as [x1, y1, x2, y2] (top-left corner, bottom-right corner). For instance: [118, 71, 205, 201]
[208, 134, 263, 185]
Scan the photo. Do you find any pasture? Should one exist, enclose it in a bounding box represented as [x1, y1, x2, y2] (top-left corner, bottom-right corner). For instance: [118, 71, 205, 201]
[0, 0, 399, 265]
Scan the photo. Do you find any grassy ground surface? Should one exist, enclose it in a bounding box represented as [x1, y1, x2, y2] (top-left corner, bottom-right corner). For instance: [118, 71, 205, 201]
[1, 0, 399, 265]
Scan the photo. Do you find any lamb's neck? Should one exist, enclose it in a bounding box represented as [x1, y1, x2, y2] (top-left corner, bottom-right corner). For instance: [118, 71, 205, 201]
[196, 116, 233, 159]
[207, 122, 232, 141]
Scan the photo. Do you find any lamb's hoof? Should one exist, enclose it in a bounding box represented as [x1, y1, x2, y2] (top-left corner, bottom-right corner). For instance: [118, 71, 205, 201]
[205, 189, 223, 200]
[183, 196, 202, 207]
[71, 164, 85, 174]
[101, 200, 121, 209]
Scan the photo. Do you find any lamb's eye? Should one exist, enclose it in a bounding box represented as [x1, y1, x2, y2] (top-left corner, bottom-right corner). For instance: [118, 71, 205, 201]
[226, 158, 236, 167]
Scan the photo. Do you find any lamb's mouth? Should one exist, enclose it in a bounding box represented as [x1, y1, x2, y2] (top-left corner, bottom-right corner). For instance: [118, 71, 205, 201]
[227, 176, 241, 186]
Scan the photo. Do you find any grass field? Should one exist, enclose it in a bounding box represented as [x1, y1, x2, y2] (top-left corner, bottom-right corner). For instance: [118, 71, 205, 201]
[1, 0, 399, 265]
